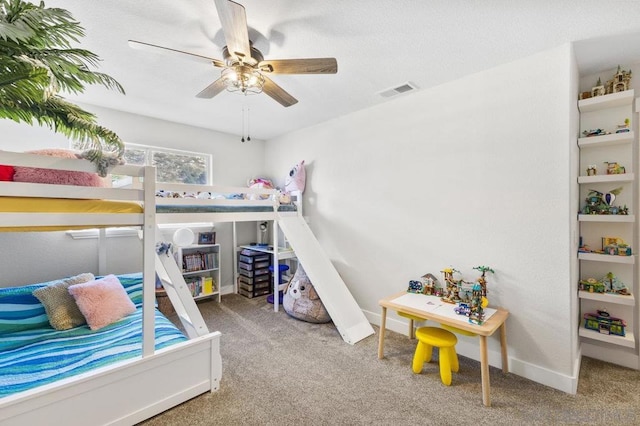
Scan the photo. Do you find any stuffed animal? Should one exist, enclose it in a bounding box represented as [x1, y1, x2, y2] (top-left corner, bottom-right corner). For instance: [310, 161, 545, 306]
[283, 265, 331, 324]
[284, 160, 306, 194]
[246, 177, 274, 200]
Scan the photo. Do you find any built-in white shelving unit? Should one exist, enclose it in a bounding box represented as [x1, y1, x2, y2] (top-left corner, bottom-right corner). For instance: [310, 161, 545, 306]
[577, 89, 638, 362]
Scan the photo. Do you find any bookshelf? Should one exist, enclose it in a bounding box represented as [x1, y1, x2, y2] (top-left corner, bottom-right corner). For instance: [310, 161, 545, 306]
[173, 244, 221, 302]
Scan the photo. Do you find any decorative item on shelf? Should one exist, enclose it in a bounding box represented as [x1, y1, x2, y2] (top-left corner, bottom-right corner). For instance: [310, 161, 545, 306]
[601, 236, 632, 256]
[173, 228, 194, 247]
[615, 118, 631, 133]
[579, 91, 592, 100]
[586, 165, 597, 176]
[579, 273, 630, 295]
[591, 77, 606, 97]
[582, 128, 609, 137]
[581, 188, 627, 215]
[601, 272, 631, 295]
[197, 232, 216, 245]
[604, 162, 625, 175]
[421, 273, 440, 296]
[579, 277, 605, 293]
[605, 65, 632, 94]
[583, 309, 626, 336]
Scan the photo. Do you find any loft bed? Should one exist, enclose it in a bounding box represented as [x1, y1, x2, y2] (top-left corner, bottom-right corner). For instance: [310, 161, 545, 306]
[153, 181, 303, 313]
[0, 151, 222, 426]
[151, 182, 376, 345]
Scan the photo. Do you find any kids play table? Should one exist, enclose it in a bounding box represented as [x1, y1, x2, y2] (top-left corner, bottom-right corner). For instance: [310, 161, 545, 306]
[378, 291, 509, 407]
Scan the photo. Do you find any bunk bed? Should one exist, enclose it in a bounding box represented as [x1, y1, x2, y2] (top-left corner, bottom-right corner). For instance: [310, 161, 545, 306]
[0, 149, 374, 425]
[0, 151, 222, 426]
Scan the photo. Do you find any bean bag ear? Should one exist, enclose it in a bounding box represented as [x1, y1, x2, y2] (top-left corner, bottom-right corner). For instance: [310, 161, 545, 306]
[283, 265, 330, 324]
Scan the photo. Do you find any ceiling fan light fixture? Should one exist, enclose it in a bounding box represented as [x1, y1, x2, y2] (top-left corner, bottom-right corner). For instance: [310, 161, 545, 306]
[222, 65, 264, 95]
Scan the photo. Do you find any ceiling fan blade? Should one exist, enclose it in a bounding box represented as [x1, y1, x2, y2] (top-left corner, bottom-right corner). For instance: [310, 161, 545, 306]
[196, 77, 227, 99]
[262, 75, 298, 107]
[128, 40, 225, 68]
[214, 0, 253, 64]
[258, 58, 338, 74]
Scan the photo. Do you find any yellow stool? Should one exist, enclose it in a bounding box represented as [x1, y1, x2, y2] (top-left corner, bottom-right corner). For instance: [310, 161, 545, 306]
[412, 327, 459, 386]
[398, 312, 427, 339]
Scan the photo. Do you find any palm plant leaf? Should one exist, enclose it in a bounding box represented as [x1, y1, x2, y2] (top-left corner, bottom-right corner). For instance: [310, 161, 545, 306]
[0, 0, 125, 163]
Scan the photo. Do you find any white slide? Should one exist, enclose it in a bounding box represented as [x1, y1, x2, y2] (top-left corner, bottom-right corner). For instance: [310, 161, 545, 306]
[278, 215, 375, 345]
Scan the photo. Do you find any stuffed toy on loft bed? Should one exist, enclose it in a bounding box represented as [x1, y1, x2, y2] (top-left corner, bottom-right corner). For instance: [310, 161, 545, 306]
[284, 160, 306, 194]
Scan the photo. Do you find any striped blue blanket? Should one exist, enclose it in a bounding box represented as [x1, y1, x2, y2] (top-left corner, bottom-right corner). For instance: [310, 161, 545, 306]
[0, 274, 187, 398]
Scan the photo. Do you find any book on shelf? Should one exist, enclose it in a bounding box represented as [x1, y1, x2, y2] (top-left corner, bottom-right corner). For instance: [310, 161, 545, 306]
[184, 276, 216, 297]
[182, 251, 218, 272]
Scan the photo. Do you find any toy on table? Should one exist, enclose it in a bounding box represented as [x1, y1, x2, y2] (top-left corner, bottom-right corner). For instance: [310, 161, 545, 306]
[406, 273, 440, 295]
[440, 267, 461, 304]
[473, 265, 494, 297]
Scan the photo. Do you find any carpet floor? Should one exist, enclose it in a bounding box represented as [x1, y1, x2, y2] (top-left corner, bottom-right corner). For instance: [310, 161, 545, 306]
[140, 294, 640, 426]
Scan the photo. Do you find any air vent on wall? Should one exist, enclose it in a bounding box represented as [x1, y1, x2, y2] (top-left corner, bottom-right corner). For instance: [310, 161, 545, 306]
[378, 82, 418, 98]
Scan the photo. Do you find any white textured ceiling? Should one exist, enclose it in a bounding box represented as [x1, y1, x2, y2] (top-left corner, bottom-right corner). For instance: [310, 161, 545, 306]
[45, 0, 640, 141]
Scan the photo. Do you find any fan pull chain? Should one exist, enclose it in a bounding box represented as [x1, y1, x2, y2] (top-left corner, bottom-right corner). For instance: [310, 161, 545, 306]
[240, 105, 252, 142]
[241, 106, 245, 142]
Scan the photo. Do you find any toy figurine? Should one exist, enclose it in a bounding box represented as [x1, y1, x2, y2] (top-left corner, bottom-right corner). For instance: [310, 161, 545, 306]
[586, 165, 597, 176]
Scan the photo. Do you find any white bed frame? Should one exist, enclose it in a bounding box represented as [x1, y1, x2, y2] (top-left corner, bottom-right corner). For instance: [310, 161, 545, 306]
[0, 150, 374, 424]
[0, 151, 222, 426]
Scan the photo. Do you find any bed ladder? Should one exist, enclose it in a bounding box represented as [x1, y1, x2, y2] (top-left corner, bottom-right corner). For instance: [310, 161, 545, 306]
[153, 230, 210, 338]
[277, 215, 375, 345]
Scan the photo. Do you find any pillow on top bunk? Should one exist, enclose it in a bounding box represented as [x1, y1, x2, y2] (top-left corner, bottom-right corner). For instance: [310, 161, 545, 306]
[13, 148, 108, 187]
[33, 272, 95, 330]
[0, 165, 14, 181]
[68, 274, 136, 330]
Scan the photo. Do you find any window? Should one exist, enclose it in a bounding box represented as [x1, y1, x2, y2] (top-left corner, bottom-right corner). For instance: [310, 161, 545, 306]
[72, 142, 212, 187]
[120, 143, 212, 186]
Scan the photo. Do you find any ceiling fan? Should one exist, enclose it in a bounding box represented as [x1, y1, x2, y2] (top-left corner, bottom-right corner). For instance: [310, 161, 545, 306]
[128, 0, 338, 107]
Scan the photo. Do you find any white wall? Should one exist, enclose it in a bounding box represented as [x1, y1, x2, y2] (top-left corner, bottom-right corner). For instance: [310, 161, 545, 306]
[265, 44, 577, 392]
[0, 106, 266, 290]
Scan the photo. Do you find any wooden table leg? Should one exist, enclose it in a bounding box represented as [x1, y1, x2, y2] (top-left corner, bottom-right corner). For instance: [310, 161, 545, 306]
[479, 335, 491, 407]
[378, 307, 387, 359]
[500, 323, 509, 373]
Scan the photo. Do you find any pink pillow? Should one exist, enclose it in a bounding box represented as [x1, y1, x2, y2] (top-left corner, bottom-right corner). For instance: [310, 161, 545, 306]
[0, 165, 14, 181]
[68, 275, 136, 330]
[13, 148, 107, 187]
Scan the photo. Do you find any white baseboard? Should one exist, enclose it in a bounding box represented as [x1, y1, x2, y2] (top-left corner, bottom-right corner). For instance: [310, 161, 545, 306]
[363, 308, 580, 394]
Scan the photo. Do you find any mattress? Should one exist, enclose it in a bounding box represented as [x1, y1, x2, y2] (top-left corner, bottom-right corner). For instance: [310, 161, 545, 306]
[0, 274, 187, 398]
[0, 197, 143, 232]
[156, 203, 297, 213]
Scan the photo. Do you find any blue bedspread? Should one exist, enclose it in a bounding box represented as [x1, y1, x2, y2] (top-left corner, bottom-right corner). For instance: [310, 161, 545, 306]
[0, 275, 187, 398]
